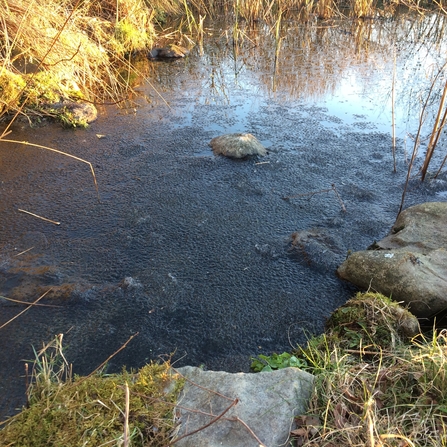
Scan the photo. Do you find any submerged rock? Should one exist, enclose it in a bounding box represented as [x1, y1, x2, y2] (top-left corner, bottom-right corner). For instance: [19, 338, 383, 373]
[288, 228, 346, 272]
[337, 202, 447, 318]
[209, 133, 267, 159]
[173, 366, 314, 447]
[148, 45, 190, 59]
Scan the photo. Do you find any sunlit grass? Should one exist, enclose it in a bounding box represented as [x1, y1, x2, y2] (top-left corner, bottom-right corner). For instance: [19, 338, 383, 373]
[291, 293, 447, 447]
[0, 0, 175, 126]
[0, 335, 183, 447]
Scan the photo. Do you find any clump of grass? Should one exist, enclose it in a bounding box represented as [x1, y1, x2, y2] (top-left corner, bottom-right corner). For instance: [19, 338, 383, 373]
[289, 292, 447, 447]
[322, 292, 420, 352]
[0, 0, 182, 126]
[0, 335, 183, 447]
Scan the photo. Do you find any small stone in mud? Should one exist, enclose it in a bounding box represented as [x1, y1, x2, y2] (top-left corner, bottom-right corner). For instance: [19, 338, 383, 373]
[209, 133, 267, 159]
[148, 45, 190, 59]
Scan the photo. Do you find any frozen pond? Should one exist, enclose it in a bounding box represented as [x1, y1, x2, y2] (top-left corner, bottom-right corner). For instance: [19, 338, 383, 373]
[1, 13, 447, 419]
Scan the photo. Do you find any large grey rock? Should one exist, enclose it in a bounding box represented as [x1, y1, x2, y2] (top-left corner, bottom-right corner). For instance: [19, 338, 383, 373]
[375, 201, 447, 252]
[210, 133, 267, 158]
[172, 366, 315, 447]
[337, 202, 447, 318]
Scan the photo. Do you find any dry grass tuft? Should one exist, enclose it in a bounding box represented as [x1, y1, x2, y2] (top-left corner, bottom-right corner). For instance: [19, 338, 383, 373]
[0, 335, 183, 447]
[293, 292, 447, 447]
[0, 0, 181, 125]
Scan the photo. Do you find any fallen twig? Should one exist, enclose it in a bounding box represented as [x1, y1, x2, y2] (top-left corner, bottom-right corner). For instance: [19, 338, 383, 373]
[0, 288, 52, 329]
[169, 398, 239, 445]
[232, 416, 266, 446]
[282, 183, 346, 212]
[0, 139, 100, 201]
[14, 246, 34, 256]
[0, 294, 61, 308]
[79, 332, 139, 382]
[18, 209, 60, 225]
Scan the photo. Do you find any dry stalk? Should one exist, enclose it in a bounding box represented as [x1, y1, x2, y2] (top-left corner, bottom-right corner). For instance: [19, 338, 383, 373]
[79, 332, 139, 383]
[434, 150, 447, 177]
[169, 398, 239, 445]
[124, 382, 130, 447]
[421, 76, 447, 180]
[18, 208, 60, 225]
[283, 183, 346, 212]
[398, 64, 445, 214]
[13, 246, 34, 256]
[0, 294, 60, 308]
[0, 288, 52, 329]
[391, 47, 396, 172]
[0, 139, 100, 201]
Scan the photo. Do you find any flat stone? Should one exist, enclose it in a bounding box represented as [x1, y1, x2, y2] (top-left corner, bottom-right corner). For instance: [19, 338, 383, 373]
[375, 201, 447, 252]
[172, 366, 314, 447]
[210, 133, 267, 158]
[337, 202, 447, 318]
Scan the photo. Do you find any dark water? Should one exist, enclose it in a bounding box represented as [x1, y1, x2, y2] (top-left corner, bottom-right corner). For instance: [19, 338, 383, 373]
[1, 15, 447, 420]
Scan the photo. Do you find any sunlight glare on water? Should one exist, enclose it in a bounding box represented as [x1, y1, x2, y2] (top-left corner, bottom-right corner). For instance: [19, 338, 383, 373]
[147, 13, 447, 144]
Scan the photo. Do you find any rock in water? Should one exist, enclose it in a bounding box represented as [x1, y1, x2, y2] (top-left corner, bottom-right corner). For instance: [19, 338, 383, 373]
[148, 45, 190, 59]
[45, 101, 98, 124]
[210, 133, 267, 159]
[337, 202, 447, 318]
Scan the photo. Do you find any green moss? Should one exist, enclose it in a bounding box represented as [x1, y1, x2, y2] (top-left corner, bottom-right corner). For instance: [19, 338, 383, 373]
[115, 18, 155, 54]
[0, 363, 182, 447]
[0, 69, 26, 113]
[323, 292, 420, 352]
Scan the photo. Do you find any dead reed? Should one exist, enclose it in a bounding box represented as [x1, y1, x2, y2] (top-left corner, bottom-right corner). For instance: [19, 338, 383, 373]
[293, 293, 447, 447]
[0, 0, 181, 125]
[399, 61, 447, 213]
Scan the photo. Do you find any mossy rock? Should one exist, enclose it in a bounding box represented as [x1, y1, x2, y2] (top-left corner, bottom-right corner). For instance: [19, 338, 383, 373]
[325, 292, 420, 352]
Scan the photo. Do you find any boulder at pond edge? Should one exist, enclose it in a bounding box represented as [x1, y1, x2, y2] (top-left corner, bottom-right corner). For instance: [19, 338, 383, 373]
[172, 366, 314, 447]
[337, 202, 447, 318]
